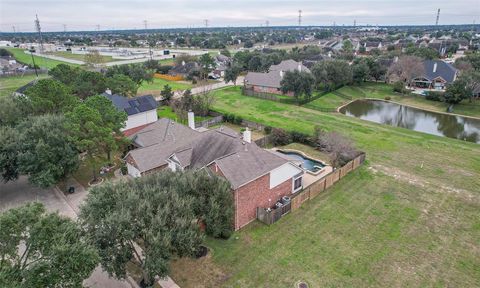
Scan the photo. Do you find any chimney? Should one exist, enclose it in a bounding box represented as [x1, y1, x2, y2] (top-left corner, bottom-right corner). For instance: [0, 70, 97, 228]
[187, 111, 195, 130]
[182, 60, 186, 66]
[243, 128, 251, 143]
[433, 62, 438, 73]
[105, 88, 112, 95]
[280, 70, 284, 78]
[298, 62, 302, 72]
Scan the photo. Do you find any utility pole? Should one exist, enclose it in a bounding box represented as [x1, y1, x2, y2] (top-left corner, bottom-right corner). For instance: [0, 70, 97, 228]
[34, 14, 44, 54]
[298, 10, 302, 26]
[435, 8, 440, 26]
[144, 20, 153, 60]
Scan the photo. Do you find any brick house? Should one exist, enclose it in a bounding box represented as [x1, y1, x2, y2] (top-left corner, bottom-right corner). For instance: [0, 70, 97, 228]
[244, 60, 311, 96]
[125, 116, 304, 230]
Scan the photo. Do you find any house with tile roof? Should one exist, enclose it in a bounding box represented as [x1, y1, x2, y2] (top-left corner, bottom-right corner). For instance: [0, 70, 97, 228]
[124, 116, 304, 230]
[244, 60, 311, 96]
[102, 91, 158, 136]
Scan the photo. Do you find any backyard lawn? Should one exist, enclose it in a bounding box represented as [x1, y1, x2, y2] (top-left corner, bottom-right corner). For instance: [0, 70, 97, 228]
[5, 47, 79, 69]
[0, 74, 49, 97]
[169, 86, 480, 287]
[157, 106, 211, 123]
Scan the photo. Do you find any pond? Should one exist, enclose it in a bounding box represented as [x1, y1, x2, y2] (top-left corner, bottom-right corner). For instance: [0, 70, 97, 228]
[339, 99, 480, 144]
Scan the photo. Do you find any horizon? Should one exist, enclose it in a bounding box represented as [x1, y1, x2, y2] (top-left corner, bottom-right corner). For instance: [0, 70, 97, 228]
[1, 0, 479, 33]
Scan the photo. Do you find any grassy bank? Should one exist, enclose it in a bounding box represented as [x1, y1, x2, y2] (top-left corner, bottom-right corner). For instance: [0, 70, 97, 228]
[170, 86, 480, 287]
[5, 48, 79, 69]
[0, 74, 49, 97]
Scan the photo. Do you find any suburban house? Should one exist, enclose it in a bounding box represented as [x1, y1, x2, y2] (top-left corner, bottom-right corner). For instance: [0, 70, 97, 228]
[210, 54, 232, 78]
[102, 91, 158, 136]
[412, 60, 458, 91]
[244, 59, 311, 96]
[124, 116, 304, 230]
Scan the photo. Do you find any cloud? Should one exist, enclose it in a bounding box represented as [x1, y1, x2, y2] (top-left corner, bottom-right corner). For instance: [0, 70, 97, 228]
[1, 0, 479, 32]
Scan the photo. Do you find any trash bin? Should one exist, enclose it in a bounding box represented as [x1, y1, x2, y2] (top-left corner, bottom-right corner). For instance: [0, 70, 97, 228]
[68, 186, 75, 194]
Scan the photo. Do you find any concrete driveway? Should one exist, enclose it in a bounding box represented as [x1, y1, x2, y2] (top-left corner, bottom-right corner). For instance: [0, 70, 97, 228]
[0, 176, 76, 218]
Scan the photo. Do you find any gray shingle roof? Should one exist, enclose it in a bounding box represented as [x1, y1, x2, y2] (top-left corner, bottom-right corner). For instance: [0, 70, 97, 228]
[126, 120, 292, 189]
[102, 93, 157, 116]
[269, 59, 311, 73]
[244, 71, 283, 88]
[423, 60, 457, 83]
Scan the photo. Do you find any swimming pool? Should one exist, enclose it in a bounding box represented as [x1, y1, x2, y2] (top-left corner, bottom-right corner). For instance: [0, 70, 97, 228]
[276, 150, 326, 173]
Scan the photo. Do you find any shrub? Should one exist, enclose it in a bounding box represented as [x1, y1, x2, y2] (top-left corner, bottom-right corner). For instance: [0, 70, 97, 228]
[270, 128, 292, 146]
[425, 91, 444, 102]
[289, 131, 312, 145]
[393, 81, 407, 94]
[223, 113, 235, 123]
[384, 96, 391, 100]
[120, 164, 128, 175]
[264, 126, 272, 135]
[156, 65, 172, 74]
[233, 115, 243, 125]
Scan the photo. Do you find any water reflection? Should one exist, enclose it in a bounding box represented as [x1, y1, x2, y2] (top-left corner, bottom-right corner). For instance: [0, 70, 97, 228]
[340, 100, 480, 144]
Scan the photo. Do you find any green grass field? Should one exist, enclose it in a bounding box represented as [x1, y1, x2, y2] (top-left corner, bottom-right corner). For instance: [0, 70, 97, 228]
[157, 106, 211, 123]
[138, 78, 192, 95]
[0, 74, 49, 97]
[5, 48, 79, 69]
[169, 86, 480, 287]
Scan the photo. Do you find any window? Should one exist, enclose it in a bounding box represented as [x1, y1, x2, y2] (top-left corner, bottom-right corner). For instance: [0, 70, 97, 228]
[293, 177, 302, 192]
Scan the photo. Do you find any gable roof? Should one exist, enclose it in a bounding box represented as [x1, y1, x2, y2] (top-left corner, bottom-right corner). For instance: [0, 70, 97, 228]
[126, 119, 295, 189]
[269, 59, 311, 73]
[102, 93, 157, 116]
[423, 60, 457, 83]
[244, 71, 283, 88]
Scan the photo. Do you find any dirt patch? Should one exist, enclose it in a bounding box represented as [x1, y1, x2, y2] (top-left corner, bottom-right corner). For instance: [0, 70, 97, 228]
[169, 254, 229, 288]
[368, 164, 478, 203]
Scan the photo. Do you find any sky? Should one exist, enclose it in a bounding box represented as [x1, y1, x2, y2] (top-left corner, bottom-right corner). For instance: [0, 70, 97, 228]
[1, 0, 479, 32]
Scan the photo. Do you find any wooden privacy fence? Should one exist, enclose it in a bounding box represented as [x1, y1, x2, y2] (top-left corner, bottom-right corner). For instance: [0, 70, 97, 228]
[290, 153, 365, 211]
[256, 153, 366, 225]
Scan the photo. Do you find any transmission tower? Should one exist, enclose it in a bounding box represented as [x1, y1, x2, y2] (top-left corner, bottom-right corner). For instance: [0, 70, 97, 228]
[435, 8, 440, 26]
[63, 24, 67, 32]
[143, 20, 148, 30]
[34, 14, 44, 54]
[298, 10, 302, 26]
[12, 26, 16, 33]
[96, 24, 100, 31]
[266, 20, 269, 27]
[204, 19, 209, 28]
[144, 20, 153, 60]
[354, 19, 356, 28]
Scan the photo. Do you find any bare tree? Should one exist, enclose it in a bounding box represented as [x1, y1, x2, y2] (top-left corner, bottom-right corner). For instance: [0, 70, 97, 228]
[84, 50, 105, 68]
[387, 56, 424, 86]
[315, 130, 359, 168]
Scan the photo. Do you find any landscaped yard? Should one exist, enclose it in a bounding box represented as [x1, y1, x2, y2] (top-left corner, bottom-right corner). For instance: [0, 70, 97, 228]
[169, 86, 480, 287]
[5, 47, 79, 69]
[0, 74, 49, 97]
[157, 106, 211, 124]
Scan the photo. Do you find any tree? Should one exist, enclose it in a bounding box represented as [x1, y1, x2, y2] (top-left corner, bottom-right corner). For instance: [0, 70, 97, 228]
[464, 53, 480, 71]
[48, 63, 80, 85]
[459, 70, 480, 102]
[243, 40, 254, 48]
[342, 39, 353, 53]
[220, 49, 231, 57]
[352, 62, 370, 84]
[80, 171, 206, 285]
[314, 129, 359, 168]
[24, 79, 78, 114]
[84, 50, 105, 68]
[0, 126, 20, 182]
[16, 114, 79, 188]
[0, 203, 98, 287]
[280, 70, 315, 103]
[73, 70, 107, 99]
[312, 60, 352, 91]
[65, 96, 126, 181]
[444, 79, 471, 104]
[387, 56, 424, 86]
[161, 84, 174, 102]
[106, 74, 139, 97]
[224, 65, 241, 85]
[199, 53, 215, 80]
[0, 96, 23, 126]
[106, 64, 154, 86]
